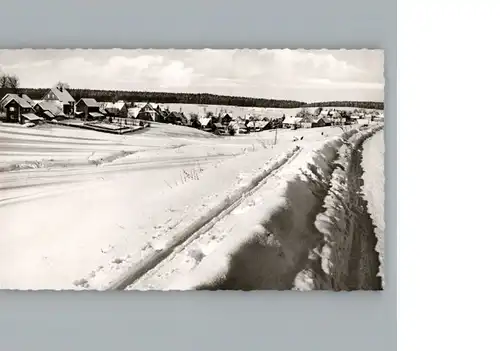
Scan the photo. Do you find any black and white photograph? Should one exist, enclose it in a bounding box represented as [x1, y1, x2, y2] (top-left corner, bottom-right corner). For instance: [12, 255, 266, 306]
[0, 49, 385, 291]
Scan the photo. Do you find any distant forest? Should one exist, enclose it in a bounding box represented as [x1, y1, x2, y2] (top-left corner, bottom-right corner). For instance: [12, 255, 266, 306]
[0, 87, 384, 110]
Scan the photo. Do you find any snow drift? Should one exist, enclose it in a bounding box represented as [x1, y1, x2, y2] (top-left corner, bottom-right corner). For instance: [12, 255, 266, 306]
[361, 130, 385, 288]
[191, 125, 384, 290]
[295, 125, 384, 291]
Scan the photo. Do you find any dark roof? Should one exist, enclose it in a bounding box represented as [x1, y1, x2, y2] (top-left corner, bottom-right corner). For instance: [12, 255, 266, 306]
[214, 122, 224, 128]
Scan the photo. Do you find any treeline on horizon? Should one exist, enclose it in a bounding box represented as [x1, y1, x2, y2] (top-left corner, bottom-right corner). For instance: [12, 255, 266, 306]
[0, 87, 384, 110]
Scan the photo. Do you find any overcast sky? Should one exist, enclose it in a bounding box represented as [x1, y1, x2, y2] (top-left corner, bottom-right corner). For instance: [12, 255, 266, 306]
[0, 49, 384, 103]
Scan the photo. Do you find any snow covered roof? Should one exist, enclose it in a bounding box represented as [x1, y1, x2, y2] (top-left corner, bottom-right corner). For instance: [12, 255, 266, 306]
[283, 116, 300, 124]
[45, 86, 75, 104]
[36, 100, 65, 116]
[104, 101, 127, 110]
[22, 94, 36, 107]
[114, 101, 126, 109]
[219, 112, 233, 118]
[43, 111, 55, 118]
[228, 120, 246, 128]
[247, 120, 270, 129]
[127, 107, 141, 118]
[199, 117, 212, 126]
[89, 112, 105, 118]
[22, 113, 43, 121]
[311, 116, 325, 123]
[77, 98, 99, 108]
[1, 94, 32, 109]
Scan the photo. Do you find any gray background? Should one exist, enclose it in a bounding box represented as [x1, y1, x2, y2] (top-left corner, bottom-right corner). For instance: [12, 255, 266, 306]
[0, 0, 396, 350]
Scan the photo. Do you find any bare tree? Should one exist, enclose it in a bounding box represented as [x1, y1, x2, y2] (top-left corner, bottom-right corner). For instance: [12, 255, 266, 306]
[296, 108, 311, 118]
[56, 81, 70, 90]
[0, 73, 20, 89]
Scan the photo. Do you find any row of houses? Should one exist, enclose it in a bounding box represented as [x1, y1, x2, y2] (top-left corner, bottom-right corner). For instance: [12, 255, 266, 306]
[0, 86, 183, 126]
[0, 85, 382, 134]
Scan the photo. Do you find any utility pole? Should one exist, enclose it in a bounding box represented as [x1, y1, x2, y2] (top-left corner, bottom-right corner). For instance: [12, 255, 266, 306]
[274, 125, 278, 145]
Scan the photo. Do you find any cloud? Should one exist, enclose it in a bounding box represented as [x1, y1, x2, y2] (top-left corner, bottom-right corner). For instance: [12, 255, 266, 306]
[0, 49, 384, 102]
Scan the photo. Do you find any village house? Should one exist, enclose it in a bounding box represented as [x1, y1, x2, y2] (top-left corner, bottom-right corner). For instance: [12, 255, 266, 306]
[322, 116, 333, 126]
[184, 114, 200, 129]
[347, 113, 361, 124]
[282, 116, 301, 129]
[213, 122, 225, 134]
[75, 98, 105, 121]
[165, 111, 187, 125]
[219, 113, 233, 125]
[0, 94, 41, 124]
[311, 116, 326, 128]
[42, 86, 75, 116]
[154, 104, 169, 119]
[228, 121, 248, 134]
[246, 120, 271, 132]
[199, 117, 214, 131]
[34, 101, 66, 120]
[127, 107, 141, 119]
[329, 111, 344, 125]
[136, 103, 161, 122]
[269, 117, 283, 129]
[319, 109, 330, 118]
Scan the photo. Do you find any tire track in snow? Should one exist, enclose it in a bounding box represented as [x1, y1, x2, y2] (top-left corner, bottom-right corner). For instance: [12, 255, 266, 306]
[106, 145, 302, 290]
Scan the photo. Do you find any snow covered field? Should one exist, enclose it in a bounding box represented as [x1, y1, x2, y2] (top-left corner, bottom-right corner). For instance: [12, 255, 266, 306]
[0, 121, 349, 290]
[361, 130, 385, 286]
[130, 126, 385, 291]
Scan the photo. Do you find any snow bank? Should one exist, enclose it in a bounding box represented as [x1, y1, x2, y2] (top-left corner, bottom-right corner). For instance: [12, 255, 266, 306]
[180, 125, 384, 291]
[361, 130, 385, 287]
[295, 124, 384, 291]
[153, 129, 358, 290]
